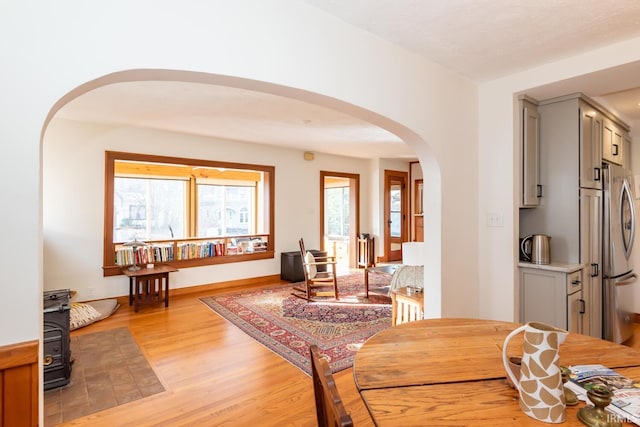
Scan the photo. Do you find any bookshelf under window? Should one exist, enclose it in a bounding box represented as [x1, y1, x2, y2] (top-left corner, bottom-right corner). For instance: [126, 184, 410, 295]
[104, 234, 271, 276]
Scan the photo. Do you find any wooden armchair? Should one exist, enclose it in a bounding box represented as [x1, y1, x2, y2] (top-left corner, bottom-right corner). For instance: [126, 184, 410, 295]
[310, 345, 354, 427]
[292, 238, 339, 300]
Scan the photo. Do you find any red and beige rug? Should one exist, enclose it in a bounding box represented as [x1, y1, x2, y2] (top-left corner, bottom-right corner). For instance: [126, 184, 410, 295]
[200, 273, 392, 375]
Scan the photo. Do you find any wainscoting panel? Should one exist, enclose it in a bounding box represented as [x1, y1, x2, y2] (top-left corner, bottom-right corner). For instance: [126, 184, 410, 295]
[0, 340, 38, 427]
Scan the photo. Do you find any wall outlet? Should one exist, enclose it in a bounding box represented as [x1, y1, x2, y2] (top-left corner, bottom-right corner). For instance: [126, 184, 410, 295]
[487, 211, 504, 227]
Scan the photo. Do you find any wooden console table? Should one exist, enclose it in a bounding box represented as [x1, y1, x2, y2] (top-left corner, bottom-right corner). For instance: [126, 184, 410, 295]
[123, 265, 178, 312]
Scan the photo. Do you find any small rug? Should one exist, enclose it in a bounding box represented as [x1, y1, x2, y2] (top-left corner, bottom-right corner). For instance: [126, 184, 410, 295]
[200, 273, 392, 375]
[44, 327, 165, 426]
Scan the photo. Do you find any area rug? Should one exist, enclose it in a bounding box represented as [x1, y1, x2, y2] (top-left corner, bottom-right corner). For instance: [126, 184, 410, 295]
[199, 273, 392, 375]
[43, 328, 165, 426]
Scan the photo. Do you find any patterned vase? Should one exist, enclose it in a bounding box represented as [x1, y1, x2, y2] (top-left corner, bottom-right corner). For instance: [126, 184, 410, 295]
[502, 321, 568, 423]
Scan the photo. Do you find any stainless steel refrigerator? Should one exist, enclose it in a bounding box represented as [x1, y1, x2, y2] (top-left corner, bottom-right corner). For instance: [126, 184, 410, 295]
[602, 162, 637, 343]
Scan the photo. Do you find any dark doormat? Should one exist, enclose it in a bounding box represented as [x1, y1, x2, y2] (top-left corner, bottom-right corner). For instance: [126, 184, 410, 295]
[44, 327, 165, 426]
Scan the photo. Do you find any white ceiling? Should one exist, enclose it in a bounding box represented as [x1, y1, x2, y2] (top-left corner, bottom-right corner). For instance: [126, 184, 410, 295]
[56, 1, 640, 160]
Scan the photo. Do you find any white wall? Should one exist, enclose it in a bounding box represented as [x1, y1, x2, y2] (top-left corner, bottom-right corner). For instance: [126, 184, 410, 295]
[43, 118, 381, 301]
[1, 0, 479, 357]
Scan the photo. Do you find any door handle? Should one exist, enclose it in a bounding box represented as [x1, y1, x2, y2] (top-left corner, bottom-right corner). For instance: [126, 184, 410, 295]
[615, 273, 638, 287]
[590, 263, 599, 277]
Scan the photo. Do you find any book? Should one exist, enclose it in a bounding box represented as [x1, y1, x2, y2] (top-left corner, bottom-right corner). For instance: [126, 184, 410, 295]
[566, 364, 640, 425]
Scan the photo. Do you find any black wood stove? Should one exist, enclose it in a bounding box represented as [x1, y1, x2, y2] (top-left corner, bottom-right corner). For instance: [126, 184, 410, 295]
[43, 289, 72, 390]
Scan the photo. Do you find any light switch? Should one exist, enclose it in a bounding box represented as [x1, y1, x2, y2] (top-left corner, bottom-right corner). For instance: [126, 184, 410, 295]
[487, 211, 504, 227]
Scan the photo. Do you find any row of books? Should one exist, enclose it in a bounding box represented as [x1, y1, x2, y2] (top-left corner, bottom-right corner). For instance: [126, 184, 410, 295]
[114, 244, 174, 266]
[176, 241, 226, 260]
[115, 238, 269, 266]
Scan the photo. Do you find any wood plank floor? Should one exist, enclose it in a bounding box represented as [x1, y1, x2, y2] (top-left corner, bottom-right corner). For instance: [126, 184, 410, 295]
[50, 277, 640, 427]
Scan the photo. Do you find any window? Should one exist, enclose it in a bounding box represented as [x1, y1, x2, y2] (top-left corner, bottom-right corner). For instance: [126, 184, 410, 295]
[104, 151, 274, 276]
[114, 177, 186, 242]
[197, 185, 254, 237]
[325, 186, 350, 238]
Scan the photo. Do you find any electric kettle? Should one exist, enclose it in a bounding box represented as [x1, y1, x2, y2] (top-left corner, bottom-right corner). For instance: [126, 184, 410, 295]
[520, 234, 551, 264]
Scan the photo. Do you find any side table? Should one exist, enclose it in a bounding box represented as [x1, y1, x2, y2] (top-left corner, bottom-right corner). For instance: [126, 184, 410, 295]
[122, 265, 178, 312]
[363, 264, 398, 297]
[391, 286, 424, 326]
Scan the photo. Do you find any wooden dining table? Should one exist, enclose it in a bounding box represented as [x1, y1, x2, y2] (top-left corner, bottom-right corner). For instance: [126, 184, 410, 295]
[353, 318, 640, 426]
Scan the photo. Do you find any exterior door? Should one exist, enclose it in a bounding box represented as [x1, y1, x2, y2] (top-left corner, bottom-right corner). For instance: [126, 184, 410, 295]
[320, 171, 359, 272]
[384, 170, 408, 262]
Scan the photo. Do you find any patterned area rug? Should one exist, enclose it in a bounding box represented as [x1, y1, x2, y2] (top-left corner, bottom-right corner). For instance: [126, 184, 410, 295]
[200, 273, 392, 375]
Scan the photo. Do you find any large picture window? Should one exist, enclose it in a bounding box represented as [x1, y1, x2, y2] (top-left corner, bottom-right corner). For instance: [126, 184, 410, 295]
[103, 151, 274, 276]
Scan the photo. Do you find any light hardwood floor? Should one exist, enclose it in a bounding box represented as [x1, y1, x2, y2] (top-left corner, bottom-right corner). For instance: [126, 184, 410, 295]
[52, 278, 640, 427]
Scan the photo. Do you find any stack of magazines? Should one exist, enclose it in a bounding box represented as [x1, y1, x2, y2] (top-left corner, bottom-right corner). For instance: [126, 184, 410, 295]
[566, 364, 640, 425]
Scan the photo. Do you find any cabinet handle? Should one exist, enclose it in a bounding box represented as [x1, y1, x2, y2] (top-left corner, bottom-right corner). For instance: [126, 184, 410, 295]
[572, 278, 581, 285]
[536, 185, 542, 198]
[594, 167, 600, 181]
[44, 355, 53, 366]
[591, 263, 599, 277]
[579, 299, 585, 314]
[613, 144, 619, 156]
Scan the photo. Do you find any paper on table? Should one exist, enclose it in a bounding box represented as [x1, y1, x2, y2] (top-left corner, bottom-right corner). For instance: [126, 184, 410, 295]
[566, 364, 640, 426]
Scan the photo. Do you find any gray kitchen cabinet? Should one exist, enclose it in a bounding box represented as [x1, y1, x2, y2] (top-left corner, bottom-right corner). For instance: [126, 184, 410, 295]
[519, 92, 630, 339]
[603, 118, 626, 166]
[580, 107, 602, 190]
[519, 95, 540, 208]
[624, 134, 632, 171]
[519, 266, 583, 333]
[580, 188, 602, 338]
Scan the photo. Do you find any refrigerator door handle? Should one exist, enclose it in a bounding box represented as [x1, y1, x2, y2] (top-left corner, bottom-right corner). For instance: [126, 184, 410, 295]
[621, 179, 636, 258]
[615, 272, 637, 287]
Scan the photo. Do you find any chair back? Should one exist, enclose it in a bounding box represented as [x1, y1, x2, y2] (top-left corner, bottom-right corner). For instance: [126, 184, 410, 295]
[310, 345, 353, 427]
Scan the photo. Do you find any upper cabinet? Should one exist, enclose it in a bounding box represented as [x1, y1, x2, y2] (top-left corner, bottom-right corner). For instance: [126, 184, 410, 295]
[603, 118, 625, 166]
[520, 96, 540, 208]
[624, 135, 632, 170]
[580, 105, 603, 190]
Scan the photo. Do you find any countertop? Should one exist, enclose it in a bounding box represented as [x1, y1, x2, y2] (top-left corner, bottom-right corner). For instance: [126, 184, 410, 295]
[518, 261, 583, 273]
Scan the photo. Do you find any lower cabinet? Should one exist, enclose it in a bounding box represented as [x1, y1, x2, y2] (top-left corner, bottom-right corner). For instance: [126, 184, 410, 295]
[519, 266, 584, 333]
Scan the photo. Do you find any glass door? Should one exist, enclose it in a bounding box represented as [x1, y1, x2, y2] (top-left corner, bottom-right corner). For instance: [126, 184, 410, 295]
[384, 170, 408, 262]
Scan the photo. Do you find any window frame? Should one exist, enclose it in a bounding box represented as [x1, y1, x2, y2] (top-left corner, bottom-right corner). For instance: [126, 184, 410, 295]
[103, 151, 275, 276]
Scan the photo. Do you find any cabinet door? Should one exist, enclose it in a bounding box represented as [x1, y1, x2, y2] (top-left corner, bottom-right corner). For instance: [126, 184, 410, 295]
[623, 133, 631, 171]
[522, 105, 540, 207]
[520, 268, 566, 329]
[580, 109, 602, 189]
[603, 120, 624, 165]
[567, 290, 583, 334]
[580, 189, 602, 338]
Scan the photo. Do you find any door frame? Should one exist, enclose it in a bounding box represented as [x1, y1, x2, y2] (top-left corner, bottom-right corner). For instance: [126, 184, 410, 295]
[384, 169, 408, 262]
[319, 171, 360, 268]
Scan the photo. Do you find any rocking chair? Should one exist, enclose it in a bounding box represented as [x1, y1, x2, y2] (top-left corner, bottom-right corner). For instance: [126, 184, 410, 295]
[292, 238, 339, 300]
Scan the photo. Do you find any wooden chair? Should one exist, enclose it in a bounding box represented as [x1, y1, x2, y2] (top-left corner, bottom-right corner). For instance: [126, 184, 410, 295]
[293, 238, 339, 300]
[310, 345, 354, 427]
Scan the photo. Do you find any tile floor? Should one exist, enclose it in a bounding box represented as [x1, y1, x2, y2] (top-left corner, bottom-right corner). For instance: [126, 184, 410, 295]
[43, 327, 164, 426]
